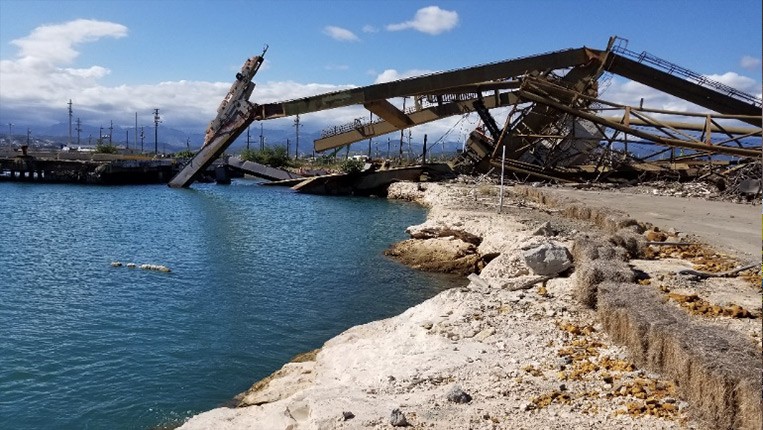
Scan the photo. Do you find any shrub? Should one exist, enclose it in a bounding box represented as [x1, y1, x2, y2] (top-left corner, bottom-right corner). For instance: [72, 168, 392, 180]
[95, 142, 118, 154]
[240, 146, 290, 168]
[340, 158, 364, 174]
[174, 149, 195, 158]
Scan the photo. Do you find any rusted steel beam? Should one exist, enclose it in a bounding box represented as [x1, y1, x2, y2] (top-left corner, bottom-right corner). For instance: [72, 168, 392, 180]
[599, 117, 762, 135]
[605, 53, 761, 125]
[363, 100, 413, 128]
[315, 91, 521, 151]
[518, 88, 760, 158]
[168, 102, 256, 188]
[492, 60, 604, 160]
[256, 47, 598, 120]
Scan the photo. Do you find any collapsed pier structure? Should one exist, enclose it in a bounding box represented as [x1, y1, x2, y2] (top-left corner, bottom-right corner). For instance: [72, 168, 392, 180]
[169, 37, 762, 189]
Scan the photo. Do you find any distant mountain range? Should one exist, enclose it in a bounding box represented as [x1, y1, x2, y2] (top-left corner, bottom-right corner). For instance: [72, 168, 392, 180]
[8, 121, 465, 157]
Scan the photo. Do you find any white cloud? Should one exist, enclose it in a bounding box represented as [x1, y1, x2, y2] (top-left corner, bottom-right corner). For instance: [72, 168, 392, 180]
[323, 25, 360, 42]
[740, 55, 761, 70]
[386, 6, 458, 35]
[0, 19, 130, 119]
[0, 20, 360, 133]
[374, 68, 436, 84]
[706, 71, 761, 96]
[362, 25, 378, 33]
[10, 19, 127, 65]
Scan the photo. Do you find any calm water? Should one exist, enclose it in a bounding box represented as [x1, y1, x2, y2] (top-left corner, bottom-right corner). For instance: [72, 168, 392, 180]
[0, 180, 461, 429]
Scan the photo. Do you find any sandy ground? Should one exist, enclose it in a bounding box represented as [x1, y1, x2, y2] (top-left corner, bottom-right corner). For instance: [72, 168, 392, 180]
[178, 181, 761, 430]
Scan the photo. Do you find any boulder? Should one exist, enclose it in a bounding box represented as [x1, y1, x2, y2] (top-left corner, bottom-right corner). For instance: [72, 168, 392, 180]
[390, 408, 409, 427]
[446, 385, 473, 403]
[521, 242, 572, 276]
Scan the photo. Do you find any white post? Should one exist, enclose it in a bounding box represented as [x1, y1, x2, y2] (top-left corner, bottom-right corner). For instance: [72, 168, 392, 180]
[499, 145, 506, 213]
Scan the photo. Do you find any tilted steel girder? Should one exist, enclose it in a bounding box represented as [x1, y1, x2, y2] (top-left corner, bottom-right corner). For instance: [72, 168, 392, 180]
[255, 48, 600, 120]
[362, 100, 414, 129]
[314, 91, 521, 152]
[491, 59, 607, 160]
[517, 86, 760, 158]
[604, 53, 761, 125]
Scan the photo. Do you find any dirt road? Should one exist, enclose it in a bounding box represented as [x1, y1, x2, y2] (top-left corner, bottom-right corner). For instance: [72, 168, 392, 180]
[530, 187, 760, 263]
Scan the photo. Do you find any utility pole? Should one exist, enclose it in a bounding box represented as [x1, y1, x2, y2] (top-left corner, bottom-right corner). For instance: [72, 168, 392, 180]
[99, 126, 103, 143]
[7, 123, 14, 146]
[293, 114, 301, 159]
[140, 127, 145, 153]
[67, 99, 73, 147]
[153, 108, 161, 155]
[125, 130, 129, 149]
[422, 134, 427, 164]
[399, 97, 406, 158]
[367, 112, 373, 158]
[259, 123, 264, 150]
[407, 129, 412, 158]
[108, 120, 113, 145]
[75, 118, 81, 145]
[246, 125, 251, 150]
[286, 138, 290, 159]
[387, 137, 391, 159]
[134, 112, 138, 150]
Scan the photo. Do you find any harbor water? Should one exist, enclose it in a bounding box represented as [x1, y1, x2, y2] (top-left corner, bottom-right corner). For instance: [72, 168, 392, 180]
[0, 180, 461, 429]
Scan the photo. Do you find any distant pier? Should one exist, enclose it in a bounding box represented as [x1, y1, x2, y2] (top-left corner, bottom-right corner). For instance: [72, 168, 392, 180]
[0, 149, 181, 185]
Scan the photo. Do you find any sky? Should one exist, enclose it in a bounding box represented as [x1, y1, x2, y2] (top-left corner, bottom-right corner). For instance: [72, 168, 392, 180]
[0, 0, 761, 148]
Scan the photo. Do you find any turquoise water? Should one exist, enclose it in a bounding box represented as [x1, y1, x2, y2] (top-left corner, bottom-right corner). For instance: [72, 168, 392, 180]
[0, 180, 461, 429]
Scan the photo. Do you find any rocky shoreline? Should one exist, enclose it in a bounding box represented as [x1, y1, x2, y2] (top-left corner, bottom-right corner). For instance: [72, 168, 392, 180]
[179, 181, 761, 430]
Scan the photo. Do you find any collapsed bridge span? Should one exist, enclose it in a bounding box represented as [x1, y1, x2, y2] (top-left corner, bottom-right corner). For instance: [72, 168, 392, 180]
[168, 37, 761, 188]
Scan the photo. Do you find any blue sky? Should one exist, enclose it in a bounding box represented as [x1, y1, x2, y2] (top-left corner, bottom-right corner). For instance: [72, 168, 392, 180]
[0, 0, 761, 143]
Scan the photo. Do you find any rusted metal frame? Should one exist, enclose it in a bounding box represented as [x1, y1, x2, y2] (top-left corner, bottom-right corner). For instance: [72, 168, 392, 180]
[517, 87, 760, 158]
[314, 91, 521, 152]
[590, 121, 617, 180]
[169, 104, 256, 188]
[531, 81, 763, 156]
[593, 140, 614, 183]
[627, 109, 703, 145]
[706, 128, 762, 148]
[604, 53, 761, 125]
[636, 145, 678, 162]
[473, 97, 502, 141]
[533, 75, 762, 128]
[708, 117, 746, 148]
[539, 113, 576, 169]
[598, 116, 761, 135]
[362, 99, 414, 129]
[628, 107, 761, 122]
[257, 48, 596, 120]
[489, 159, 572, 183]
[495, 64, 601, 160]
[423, 81, 521, 96]
[506, 74, 595, 161]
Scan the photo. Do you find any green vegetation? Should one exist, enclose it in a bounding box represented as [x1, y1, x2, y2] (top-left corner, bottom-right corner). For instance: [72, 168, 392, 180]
[95, 142, 118, 154]
[174, 149, 195, 158]
[240, 146, 290, 168]
[339, 158, 364, 174]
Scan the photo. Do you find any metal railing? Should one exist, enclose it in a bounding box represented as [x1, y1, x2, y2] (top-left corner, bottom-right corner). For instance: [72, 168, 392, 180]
[612, 46, 762, 108]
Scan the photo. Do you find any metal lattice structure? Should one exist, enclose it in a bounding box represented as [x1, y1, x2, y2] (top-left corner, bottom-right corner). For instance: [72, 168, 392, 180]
[169, 37, 761, 188]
